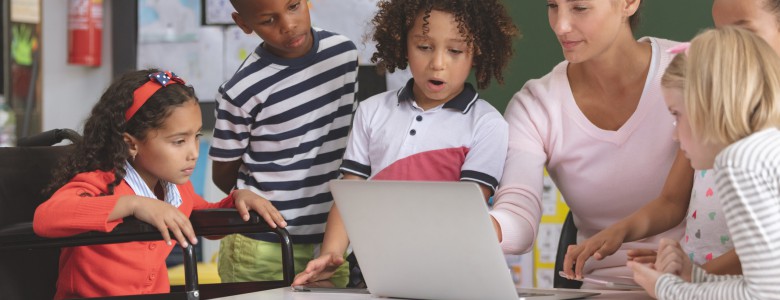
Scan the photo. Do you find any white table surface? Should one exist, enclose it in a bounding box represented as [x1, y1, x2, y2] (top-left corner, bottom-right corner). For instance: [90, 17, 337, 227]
[211, 286, 654, 300]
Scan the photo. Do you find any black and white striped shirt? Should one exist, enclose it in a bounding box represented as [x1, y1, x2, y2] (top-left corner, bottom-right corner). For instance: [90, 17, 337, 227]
[209, 28, 358, 244]
[656, 128, 780, 299]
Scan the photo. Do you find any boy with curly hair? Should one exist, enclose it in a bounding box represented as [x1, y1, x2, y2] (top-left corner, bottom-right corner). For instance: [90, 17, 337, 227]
[292, 0, 518, 285]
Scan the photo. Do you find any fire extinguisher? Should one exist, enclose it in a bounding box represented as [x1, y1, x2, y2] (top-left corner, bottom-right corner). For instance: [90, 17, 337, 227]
[67, 0, 103, 66]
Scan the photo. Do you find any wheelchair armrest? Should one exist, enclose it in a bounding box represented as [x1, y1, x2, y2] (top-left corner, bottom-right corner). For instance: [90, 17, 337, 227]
[189, 209, 290, 242]
[0, 218, 163, 250]
[17, 128, 82, 147]
[0, 209, 295, 287]
[0, 209, 288, 250]
[188, 209, 295, 284]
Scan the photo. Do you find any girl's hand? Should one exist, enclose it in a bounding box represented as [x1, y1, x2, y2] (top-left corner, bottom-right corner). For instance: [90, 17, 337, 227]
[627, 248, 658, 263]
[292, 253, 345, 286]
[628, 261, 660, 299]
[232, 189, 287, 228]
[562, 225, 628, 279]
[654, 238, 692, 282]
[130, 196, 197, 247]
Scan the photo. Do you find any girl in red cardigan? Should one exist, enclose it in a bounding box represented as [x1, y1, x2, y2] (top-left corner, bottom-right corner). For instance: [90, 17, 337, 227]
[33, 69, 287, 299]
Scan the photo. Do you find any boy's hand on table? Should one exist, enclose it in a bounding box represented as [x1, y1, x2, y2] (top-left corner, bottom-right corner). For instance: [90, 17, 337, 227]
[232, 189, 287, 228]
[292, 253, 345, 286]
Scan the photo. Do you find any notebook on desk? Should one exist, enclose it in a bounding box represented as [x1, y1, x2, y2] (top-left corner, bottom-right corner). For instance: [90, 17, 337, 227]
[328, 180, 599, 300]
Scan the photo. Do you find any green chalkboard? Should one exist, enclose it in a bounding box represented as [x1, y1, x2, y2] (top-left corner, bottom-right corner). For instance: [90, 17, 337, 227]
[476, 1, 713, 113]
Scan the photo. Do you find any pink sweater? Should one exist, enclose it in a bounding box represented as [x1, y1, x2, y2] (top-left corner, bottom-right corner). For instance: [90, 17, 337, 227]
[490, 37, 685, 274]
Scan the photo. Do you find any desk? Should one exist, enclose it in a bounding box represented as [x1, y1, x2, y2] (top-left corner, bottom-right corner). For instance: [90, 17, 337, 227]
[212, 287, 653, 300]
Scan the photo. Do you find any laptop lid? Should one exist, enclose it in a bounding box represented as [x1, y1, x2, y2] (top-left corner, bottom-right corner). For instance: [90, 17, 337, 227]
[329, 180, 597, 300]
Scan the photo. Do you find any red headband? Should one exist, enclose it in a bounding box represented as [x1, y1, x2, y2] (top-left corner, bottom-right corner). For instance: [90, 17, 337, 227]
[125, 71, 186, 121]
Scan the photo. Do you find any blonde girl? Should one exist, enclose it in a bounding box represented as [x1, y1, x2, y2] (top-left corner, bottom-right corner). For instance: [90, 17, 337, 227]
[630, 26, 780, 300]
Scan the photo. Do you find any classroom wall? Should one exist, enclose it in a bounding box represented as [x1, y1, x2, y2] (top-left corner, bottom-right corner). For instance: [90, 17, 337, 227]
[477, 1, 714, 113]
[37, 1, 714, 133]
[41, 0, 114, 132]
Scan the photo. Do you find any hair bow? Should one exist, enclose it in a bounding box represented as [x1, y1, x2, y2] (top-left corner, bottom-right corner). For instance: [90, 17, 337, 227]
[126, 71, 187, 121]
[667, 42, 691, 56]
[148, 71, 185, 87]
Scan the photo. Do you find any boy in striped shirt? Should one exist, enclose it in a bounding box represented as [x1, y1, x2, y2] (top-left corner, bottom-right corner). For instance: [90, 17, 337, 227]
[209, 0, 358, 286]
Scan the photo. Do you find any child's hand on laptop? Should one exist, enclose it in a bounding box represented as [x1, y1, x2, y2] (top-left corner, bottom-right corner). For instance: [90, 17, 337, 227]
[292, 253, 345, 286]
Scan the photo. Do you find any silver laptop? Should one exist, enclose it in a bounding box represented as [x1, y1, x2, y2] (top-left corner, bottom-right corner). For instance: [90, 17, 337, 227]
[329, 180, 598, 300]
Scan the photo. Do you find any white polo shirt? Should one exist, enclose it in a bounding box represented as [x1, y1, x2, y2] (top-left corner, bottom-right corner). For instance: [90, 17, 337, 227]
[340, 79, 508, 192]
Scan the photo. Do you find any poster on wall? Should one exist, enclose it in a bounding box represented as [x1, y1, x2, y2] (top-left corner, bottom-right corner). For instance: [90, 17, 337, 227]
[202, 0, 234, 25]
[137, 27, 224, 100]
[308, 0, 379, 66]
[7, 0, 42, 140]
[138, 0, 226, 100]
[223, 26, 262, 80]
[138, 0, 200, 43]
[10, 0, 40, 24]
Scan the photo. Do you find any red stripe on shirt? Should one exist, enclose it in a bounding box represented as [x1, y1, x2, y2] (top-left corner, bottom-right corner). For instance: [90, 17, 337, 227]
[373, 147, 469, 181]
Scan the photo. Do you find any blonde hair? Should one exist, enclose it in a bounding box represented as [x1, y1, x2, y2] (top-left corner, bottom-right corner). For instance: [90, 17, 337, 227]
[685, 26, 780, 145]
[661, 53, 686, 89]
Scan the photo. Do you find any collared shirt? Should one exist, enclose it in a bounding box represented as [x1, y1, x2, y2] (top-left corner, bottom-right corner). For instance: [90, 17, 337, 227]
[340, 79, 508, 192]
[124, 161, 182, 208]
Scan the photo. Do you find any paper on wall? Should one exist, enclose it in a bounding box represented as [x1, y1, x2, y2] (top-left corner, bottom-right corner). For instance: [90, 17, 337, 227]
[137, 27, 225, 101]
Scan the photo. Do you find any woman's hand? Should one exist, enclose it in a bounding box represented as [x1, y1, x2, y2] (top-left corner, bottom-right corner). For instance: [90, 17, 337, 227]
[562, 225, 628, 279]
[627, 248, 658, 263]
[232, 189, 287, 228]
[292, 253, 345, 286]
[130, 195, 197, 247]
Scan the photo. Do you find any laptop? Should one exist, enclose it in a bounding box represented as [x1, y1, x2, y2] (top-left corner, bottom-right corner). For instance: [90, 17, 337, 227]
[329, 180, 599, 300]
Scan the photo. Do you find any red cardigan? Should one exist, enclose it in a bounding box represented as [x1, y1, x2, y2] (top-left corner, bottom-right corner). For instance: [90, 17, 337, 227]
[33, 170, 234, 299]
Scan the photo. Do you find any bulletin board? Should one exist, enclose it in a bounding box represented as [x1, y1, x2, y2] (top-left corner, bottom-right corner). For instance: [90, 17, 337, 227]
[136, 0, 408, 102]
[201, 0, 233, 25]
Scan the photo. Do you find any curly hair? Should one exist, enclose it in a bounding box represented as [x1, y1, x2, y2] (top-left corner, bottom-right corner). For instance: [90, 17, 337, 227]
[47, 69, 198, 195]
[370, 0, 519, 89]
